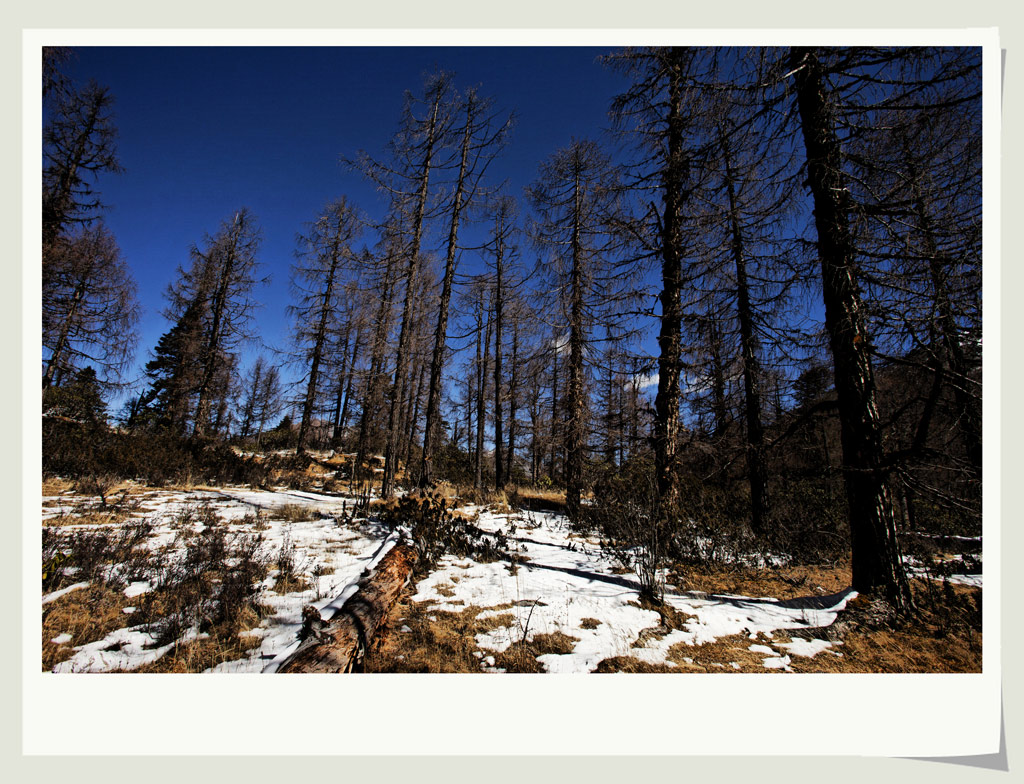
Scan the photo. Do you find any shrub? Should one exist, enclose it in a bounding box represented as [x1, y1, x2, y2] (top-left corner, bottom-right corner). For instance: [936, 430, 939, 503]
[379, 493, 507, 569]
[585, 459, 676, 601]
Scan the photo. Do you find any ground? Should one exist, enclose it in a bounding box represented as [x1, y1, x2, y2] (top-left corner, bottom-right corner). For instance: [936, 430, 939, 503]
[40, 479, 982, 674]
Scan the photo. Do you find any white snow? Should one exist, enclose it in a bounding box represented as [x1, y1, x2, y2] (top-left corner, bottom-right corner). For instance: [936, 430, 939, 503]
[124, 581, 151, 598]
[43, 485, 392, 674]
[412, 508, 858, 673]
[41, 486, 980, 674]
[778, 638, 836, 658]
[42, 582, 90, 605]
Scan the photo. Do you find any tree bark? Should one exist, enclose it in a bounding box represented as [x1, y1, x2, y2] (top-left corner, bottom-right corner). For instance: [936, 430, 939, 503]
[275, 543, 417, 673]
[792, 47, 913, 611]
[653, 50, 686, 508]
[721, 128, 770, 536]
[420, 94, 474, 487]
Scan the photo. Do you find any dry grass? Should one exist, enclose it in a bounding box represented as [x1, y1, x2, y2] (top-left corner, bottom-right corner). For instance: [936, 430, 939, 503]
[128, 625, 266, 673]
[271, 574, 313, 595]
[669, 559, 853, 601]
[363, 598, 519, 673]
[44, 507, 139, 527]
[267, 503, 316, 522]
[493, 631, 580, 673]
[42, 583, 136, 671]
[508, 486, 567, 514]
[42, 476, 74, 496]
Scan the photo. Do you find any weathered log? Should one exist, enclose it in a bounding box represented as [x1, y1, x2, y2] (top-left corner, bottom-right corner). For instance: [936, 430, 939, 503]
[276, 543, 417, 673]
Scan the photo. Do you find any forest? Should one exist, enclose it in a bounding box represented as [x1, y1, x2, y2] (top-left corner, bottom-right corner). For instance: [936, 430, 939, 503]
[40, 45, 983, 674]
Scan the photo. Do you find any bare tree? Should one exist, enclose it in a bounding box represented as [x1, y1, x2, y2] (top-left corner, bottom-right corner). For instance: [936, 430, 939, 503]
[290, 198, 363, 454]
[164, 208, 265, 438]
[527, 139, 626, 523]
[43, 78, 122, 254]
[419, 87, 512, 487]
[351, 73, 453, 497]
[42, 222, 138, 389]
[788, 46, 915, 610]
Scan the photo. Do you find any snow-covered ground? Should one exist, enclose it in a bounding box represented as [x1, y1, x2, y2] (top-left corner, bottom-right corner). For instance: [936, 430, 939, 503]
[411, 508, 857, 673]
[42, 488, 982, 674]
[43, 486, 390, 673]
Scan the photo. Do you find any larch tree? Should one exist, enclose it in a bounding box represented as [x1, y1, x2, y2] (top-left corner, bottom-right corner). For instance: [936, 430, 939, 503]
[527, 139, 626, 524]
[157, 208, 264, 438]
[43, 75, 122, 256]
[290, 197, 363, 454]
[419, 87, 512, 487]
[607, 47, 710, 509]
[787, 46, 916, 610]
[352, 73, 453, 497]
[42, 222, 139, 390]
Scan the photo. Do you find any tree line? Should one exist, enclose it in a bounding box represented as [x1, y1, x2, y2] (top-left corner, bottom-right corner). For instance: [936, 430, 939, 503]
[42, 46, 982, 614]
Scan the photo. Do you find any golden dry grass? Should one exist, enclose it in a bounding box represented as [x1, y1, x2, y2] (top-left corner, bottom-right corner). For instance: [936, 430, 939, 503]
[492, 631, 580, 673]
[267, 503, 315, 522]
[508, 486, 567, 513]
[363, 599, 516, 673]
[128, 627, 265, 673]
[41, 476, 74, 496]
[44, 507, 139, 527]
[669, 559, 853, 601]
[42, 583, 136, 671]
[271, 574, 313, 595]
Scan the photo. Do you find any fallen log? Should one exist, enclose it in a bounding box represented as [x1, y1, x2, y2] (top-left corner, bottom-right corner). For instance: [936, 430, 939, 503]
[275, 542, 418, 673]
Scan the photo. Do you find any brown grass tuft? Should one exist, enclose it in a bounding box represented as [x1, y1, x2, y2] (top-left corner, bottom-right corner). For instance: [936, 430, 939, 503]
[268, 503, 315, 522]
[669, 559, 853, 601]
[42, 583, 135, 671]
[364, 599, 519, 673]
[128, 628, 265, 673]
[42, 476, 74, 496]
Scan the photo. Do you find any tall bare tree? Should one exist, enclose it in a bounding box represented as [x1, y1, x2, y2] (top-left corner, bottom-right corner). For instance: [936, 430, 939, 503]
[527, 139, 626, 523]
[290, 197, 363, 454]
[419, 87, 512, 487]
[162, 208, 264, 438]
[42, 222, 139, 390]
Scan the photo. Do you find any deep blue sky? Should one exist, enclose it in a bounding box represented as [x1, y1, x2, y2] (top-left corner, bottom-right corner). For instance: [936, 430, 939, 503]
[55, 46, 638, 406]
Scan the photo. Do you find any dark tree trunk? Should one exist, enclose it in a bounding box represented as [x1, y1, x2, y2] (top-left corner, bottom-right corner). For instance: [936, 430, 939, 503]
[475, 292, 492, 490]
[653, 51, 686, 508]
[493, 243, 505, 492]
[297, 239, 342, 455]
[506, 318, 520, 485]
[382, 94, 442, 498]
[334, 326, 362, 449]
[791, 46, 913, 611]
[721, 129, 770, 536]
[549, 336, 559, 481]
[420, 96, 474, 488]
[356, 257, 397, 484]
[565, 168, 586, 525]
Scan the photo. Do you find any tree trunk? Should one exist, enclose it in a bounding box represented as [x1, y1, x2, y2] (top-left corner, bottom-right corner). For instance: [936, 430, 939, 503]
[274, 543, 417, 673]
[653, 51, 686, 508]
[420, 95, 474, 487]
[297, 240, 342, 455]
[382, 96, 441, 497]
[565, 167, 586, 525]
[506, 318, 520, 484]
[475, 292, 492, 490]
[493, 241, 505, 491]
[792, 46, 913, 611]
[356, 255, 398, 483]
[721, 128, 770, 536]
